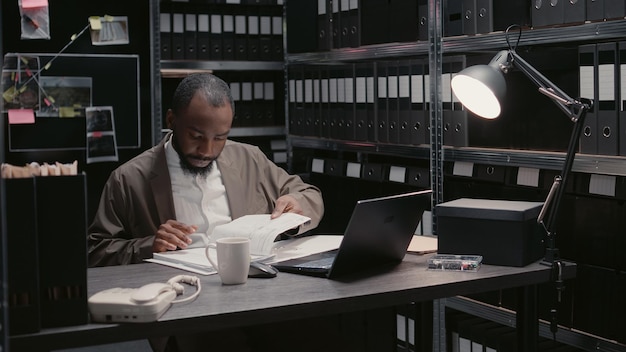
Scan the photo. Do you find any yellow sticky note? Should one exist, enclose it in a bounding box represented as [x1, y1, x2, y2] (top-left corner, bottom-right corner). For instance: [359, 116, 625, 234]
[89, 16, 102, 31]
[59, 107, 77, 118]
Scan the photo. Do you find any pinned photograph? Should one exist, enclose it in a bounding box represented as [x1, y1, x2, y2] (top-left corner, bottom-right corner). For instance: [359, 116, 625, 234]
[89, 16, 130, 46]
[38, 76, 92, 117]
[86, 106, 118, 163]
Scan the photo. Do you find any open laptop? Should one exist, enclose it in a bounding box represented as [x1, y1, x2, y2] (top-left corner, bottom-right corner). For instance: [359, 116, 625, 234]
[273, 190, 432, 279]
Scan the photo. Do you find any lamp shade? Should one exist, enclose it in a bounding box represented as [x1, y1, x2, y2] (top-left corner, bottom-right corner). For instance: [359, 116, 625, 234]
[451, 50, 510, 119]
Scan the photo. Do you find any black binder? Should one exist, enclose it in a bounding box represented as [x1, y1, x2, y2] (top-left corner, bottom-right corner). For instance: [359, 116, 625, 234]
[451, 60, 468, 147]
[418, 0, 429, 42]
[360, 0, 389, 45]
[386, 60, 400, 144]
[240, 80, 254, 127]
[285, 0, 317, 53]
[271, 14, 284, 61]
[347, 0, 360, 48]
[184, 11, 198, 60]
[331, 0, 342, 49]
[410, 58, 429, 145]
[271, 72, 285, 127]
[586, 0, 604, 22]
[261, 74, 278, 127]
[171, 11, 185, 60]
[443, 0, 463, 37]
[309, 66, 322, 137]
[389, 0, 419, 43]
[407, 166, 430, 188]
[597, 42, 618, 155]
[253, 77, 265, 127]
[36, 175, 88, 328]
[531, 0, 550, 27]
[197, 13, 211, 60]
[365, 66, 377, 143]
[289, 66, 306, 135]
[475, 0, 493, 34]
[317, 0, 332, 51]
[579, 43, 598, 154]
[160, 4, 172, 60]
[493, 0, 530, 31]
[547, 0, 565, 26]
[6, 178, 41, 335]
[234, 12, 248, 61]
[398, 60, 412, 145]
[605, 0, 626, 19]
[339, 0, 350, 48]
[222, 13, 236, 60]
[328, 65, 343, 140]
[376, 61, 389, 143]
[209, 13, 223, 60]
[319, 65, 331, 138]
[442, 61, 454, 146]
[462, 0, 477, 35]
[354, 62, 370, 141]
[563, 0, 586, 24]
[247, 8, 260, 61]
[303, 68, 316, 135]
[230, 79, 243, 128]
[258, 7, 273, 61]
[343, 63, 356, 140]
[619, 41, 626, 156]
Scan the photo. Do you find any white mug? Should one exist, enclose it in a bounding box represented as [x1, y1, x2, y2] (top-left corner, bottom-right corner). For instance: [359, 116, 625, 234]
[205, 237, 250, 285]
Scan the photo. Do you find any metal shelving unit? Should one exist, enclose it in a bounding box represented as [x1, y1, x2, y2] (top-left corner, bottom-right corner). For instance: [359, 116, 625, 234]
[153, 1, 287, 148]
[282, 2, 626, 351]
[285, 19, 626, 177]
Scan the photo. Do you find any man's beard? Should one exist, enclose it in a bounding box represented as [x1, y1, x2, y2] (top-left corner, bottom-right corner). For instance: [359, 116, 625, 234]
[171, 132, 214, 178]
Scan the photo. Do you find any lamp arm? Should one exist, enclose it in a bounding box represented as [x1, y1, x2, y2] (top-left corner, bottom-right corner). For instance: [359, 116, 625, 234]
[509, 50, 588, 122]
[505, 51, 593, 265]
[539, 96, 588, 265]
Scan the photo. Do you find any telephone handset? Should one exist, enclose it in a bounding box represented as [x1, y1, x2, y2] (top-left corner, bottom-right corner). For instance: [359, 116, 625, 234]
[88, 275, 200, 323]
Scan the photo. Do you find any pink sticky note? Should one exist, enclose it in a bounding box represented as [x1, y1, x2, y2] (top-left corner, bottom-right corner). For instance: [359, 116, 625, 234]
[8, 109, 36, 124]
[21, 0, 49, 9]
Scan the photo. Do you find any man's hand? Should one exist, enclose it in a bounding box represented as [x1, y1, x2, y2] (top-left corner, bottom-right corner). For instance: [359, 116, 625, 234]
[271, 195, 304, 219]
[152, 220, 197, 252]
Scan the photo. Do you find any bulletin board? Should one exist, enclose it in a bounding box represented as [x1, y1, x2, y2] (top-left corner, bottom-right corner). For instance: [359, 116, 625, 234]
[5, 53, 140, 151]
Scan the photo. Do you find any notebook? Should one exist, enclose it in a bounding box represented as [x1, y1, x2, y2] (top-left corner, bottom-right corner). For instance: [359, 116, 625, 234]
[273, 190, 432, 279]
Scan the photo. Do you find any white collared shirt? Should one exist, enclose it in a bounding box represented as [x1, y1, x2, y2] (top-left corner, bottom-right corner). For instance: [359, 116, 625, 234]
[165, 137, 232, 248]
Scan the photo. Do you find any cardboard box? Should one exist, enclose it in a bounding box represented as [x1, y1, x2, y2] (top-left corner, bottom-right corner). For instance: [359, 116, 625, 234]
[436, 198, 545, 266]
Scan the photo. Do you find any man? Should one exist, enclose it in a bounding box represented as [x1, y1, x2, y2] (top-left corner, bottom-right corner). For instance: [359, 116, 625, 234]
[88, 73, 324, 267]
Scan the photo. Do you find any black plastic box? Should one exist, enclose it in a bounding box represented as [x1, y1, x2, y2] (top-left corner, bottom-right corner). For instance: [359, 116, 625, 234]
[436, 198, 545, 267]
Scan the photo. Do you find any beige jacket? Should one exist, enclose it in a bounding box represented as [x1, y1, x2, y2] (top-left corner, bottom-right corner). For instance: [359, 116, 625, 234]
[87, 135, 324, 267]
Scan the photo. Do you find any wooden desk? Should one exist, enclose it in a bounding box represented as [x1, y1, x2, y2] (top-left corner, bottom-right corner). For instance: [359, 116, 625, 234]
[9, 253, 576, 351]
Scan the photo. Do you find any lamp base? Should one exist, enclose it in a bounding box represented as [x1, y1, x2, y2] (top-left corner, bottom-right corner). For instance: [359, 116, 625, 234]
[540, 247, 560, 267]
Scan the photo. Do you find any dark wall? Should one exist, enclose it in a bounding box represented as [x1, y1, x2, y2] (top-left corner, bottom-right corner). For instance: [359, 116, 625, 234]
[1, 0, 155, 223]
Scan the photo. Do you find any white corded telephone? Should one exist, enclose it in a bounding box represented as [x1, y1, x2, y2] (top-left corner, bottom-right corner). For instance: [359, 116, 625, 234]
[88, 275, 201, 323]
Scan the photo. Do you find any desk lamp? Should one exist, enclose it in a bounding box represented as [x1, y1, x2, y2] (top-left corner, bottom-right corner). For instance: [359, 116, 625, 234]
[451, 25, 591, 267]
[450, 25, 590, 336]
